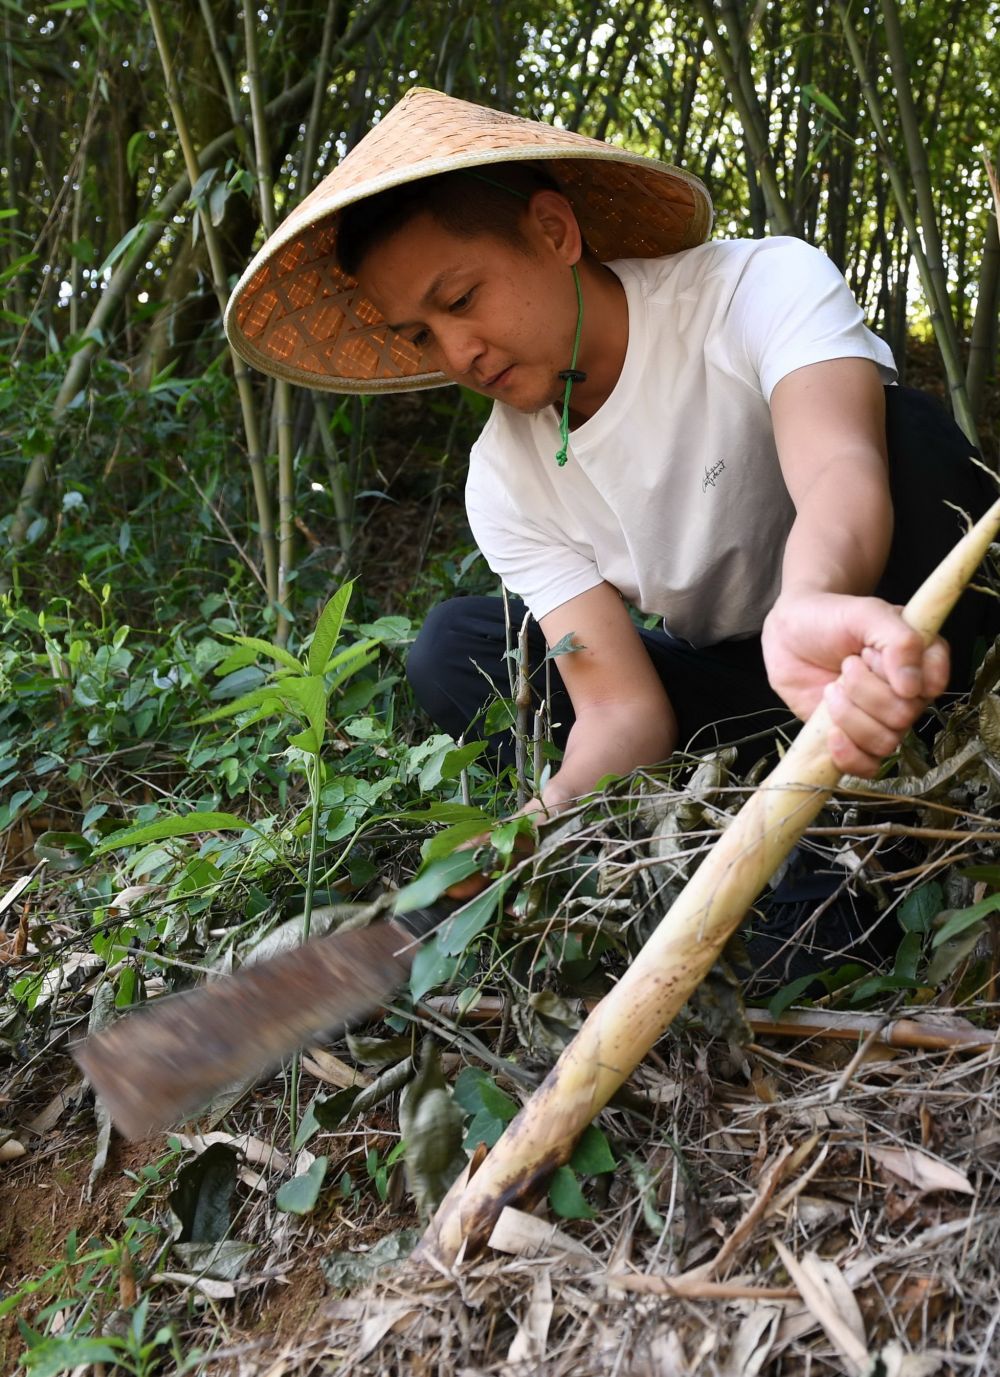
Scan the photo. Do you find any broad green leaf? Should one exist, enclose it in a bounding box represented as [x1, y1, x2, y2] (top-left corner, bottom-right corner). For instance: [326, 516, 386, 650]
[548, 1165, 594, 1220]
[288, 726, 321, 753]
[92, 811, 245, 855]
[892, 930, 923, 982]
[279, 675, 328, 754]
[325, 637, 378, 674]
[570, 1125, 616, 1176]
[898, 883, 943, 934]
[394, 852, 484, 914]
[932, 892, 1000, 947]
[115, 966, 138, 1010]
[229, 634, 302, 674]
[479, 1082, 518, 1121]
[850, 973, 924, 1003]
[169, 1143, 238, 1243]
[327, 643, 380, 691]
[308, 582, 354, 676]
[314, 1087, 364, 1130]
[452, 1066, 493, 1114]
[464, 1108, 508, 1150]
[440, 741, 487, 779]
[437, 880, 510, 956]
[276, 1156, 328, 1215]
[409, 934, 461, 1002]
[32, 830, 92, 872]
[423, 820, 495, 862]
[767, 972, 819, 1019]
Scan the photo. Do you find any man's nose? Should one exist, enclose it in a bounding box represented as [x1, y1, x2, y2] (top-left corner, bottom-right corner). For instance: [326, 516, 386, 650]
[436, 324, 484, 379]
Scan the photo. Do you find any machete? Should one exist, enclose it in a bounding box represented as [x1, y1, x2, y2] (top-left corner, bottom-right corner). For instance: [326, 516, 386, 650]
[73, 904, 445, 1140]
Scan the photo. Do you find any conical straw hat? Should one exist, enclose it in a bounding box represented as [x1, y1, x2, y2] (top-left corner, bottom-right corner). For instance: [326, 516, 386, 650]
[225, 87, 713, 394]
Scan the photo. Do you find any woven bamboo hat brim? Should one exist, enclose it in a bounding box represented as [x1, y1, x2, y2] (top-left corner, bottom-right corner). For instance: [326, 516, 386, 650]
[225, 87, 713, 394]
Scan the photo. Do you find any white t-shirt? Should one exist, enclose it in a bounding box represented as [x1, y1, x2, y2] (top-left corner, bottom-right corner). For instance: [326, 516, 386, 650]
[465, 237, 897, 646]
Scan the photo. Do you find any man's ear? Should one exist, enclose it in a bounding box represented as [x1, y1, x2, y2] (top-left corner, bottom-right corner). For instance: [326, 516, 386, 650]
[526, 189, 584, 265]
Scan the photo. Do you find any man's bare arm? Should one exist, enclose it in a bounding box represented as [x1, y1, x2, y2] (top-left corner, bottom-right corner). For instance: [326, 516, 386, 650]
[534, 582, 677, 813]
[765, 357, 949, 776]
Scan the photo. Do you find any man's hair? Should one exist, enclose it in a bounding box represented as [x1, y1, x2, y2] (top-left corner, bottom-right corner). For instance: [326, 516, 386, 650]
[336, 163, 562, 278]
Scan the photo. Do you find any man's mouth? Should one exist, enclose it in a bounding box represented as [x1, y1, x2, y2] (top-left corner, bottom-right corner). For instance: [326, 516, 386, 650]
[483, 365, 513, 388]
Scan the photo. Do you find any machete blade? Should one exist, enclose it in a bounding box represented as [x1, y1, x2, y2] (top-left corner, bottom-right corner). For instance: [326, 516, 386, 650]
[73, 918, 424, 1140]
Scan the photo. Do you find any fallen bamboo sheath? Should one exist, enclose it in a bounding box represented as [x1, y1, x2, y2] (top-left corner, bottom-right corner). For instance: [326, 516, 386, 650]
[421, 995, 997, 1054]
[419, 498, 1000, 1265]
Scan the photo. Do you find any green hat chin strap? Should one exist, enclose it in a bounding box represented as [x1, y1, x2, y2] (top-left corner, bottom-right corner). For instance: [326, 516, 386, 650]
[555, 264, 585, 469]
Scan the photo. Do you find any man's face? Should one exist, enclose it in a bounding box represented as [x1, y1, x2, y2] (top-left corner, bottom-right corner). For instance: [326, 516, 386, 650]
[355, 210, 581, 413]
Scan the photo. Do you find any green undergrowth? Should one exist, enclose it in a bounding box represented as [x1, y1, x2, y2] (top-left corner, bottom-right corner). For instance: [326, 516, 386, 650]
[3, 573, 1000, 1374]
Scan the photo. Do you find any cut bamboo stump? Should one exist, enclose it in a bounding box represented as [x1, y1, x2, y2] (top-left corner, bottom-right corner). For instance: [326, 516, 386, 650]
[419, 498, 1000, 1265]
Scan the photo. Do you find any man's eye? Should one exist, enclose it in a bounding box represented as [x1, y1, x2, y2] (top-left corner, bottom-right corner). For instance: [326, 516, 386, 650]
[410, 328, 431, 348]
[449, 289, 474, 312]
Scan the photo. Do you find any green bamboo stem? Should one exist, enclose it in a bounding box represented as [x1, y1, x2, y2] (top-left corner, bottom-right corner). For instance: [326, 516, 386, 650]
[966, 210, 1000, 418]
[146, 0, 278, 608]
[695, 0, 795, 237]
[419, 498, 1000, 1265]
[299, 0, 340, 199]
[878, 0, 974, 440]
[242, 2, 295, 642]
[836, 0, 977, 445]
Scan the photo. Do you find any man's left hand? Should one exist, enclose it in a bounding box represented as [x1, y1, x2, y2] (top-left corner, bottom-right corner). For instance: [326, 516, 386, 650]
[761, 590, 950, 776]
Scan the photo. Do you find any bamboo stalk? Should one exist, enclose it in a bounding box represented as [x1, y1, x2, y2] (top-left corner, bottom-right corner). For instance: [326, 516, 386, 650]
[242, 1, 295, 641]
[145, 0, 278, 607]
[419, 498, 1000, 1265]
[421, 995, 997, 1054]
[835, 0, 977, 445]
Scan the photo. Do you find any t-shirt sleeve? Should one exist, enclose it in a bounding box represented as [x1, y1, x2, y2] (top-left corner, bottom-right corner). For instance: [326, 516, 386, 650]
[729, 237, 898, 401]
[465, 446, 605, 621]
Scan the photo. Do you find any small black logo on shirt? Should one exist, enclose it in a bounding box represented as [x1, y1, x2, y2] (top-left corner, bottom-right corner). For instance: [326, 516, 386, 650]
[702, 460, 726, 492]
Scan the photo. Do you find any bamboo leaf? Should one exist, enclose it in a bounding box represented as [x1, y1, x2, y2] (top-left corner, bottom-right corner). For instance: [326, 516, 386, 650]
[92, 811, 246, 854]
[932, 892, 1000, 947]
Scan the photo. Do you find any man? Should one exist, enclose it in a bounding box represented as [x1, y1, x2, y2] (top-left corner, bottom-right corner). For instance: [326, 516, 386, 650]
[227, 89, 996, 975]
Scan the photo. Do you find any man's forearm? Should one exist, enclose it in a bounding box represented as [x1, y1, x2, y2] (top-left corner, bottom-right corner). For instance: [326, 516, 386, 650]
[779, 470, 893, 598]
[540, 702, 676, 812]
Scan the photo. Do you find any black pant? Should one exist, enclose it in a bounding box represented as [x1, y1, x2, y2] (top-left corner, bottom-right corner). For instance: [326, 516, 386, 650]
[407, 387, 998, 769]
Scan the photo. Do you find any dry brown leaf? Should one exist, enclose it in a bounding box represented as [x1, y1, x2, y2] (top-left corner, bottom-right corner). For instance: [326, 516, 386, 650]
[172, 1130, 290, 1173]
[354, 1302, 421, 1362]
[25, 1080, 85, 1136]
[723, 1305, 782, 1377]
[504, 1268, 553, 1367]
[869, 1145, 973, 1196]
[109, 884, 160, 915]
[302, 1047, 370, 1089]
[488, 1205, 594, 1263]
[151, 1271, 237, 1300]
[873, 1340, 942, 1376]
[775, 1240, 870, 1377]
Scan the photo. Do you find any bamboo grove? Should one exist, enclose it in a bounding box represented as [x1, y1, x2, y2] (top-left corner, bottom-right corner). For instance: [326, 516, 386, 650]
[2, 0, 999, 633]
